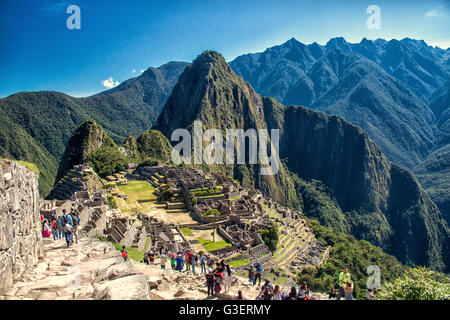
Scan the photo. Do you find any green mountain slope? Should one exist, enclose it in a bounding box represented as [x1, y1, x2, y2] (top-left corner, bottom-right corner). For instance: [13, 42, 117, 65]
[0, 62, 188, 195]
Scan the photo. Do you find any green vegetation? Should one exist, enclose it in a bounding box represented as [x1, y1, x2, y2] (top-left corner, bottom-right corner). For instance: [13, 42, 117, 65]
[1, 158, 40, 175]
[111, 243, 145, 262]
[378, 267, 450, 300]
[295, 217, 406, 298]
[259, 221, 279, 252]
[180, 227, 194, 236]
[228, 258, 250, 268]
[198, 237, 232, 251]
[88, 143, 129, 177]
[117, 180, 156, 203]
[106, 195, 118, 209]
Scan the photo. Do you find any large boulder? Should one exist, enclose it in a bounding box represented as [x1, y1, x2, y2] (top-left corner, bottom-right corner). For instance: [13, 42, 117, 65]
[92, 274, 150, 300]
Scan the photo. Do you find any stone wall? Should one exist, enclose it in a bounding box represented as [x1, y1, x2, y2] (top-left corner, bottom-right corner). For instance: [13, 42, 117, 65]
[0, 160, 43, 292]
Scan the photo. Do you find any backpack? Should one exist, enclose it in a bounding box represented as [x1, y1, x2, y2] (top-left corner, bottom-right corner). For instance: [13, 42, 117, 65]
[122, 250, 128, 258]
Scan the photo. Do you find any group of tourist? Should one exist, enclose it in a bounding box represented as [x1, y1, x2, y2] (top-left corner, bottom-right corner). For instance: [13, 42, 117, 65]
[121, 243, 372, 301]
[40, 208, 80, 247]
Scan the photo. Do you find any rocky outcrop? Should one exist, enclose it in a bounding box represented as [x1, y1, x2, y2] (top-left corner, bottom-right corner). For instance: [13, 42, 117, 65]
[0, 160, 43, 293]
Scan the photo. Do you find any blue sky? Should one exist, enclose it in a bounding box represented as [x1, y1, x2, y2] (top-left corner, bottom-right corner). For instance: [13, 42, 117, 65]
[0, 0, 449, 97]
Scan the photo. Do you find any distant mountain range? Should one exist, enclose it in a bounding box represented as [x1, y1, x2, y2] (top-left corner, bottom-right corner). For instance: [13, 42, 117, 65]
[0, 61, 188, 194]
[230, 37, 450, 224]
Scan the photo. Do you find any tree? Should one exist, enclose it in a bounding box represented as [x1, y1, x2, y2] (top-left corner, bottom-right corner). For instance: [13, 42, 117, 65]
[259, 221, 279, 252]
[202, 209, 221, 242]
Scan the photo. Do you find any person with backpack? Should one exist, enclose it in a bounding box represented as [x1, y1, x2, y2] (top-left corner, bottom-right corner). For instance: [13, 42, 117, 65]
[121, 245, 128, 261]
[59, 214, 66, 240]
[61, 209, 73, 247]
[175, 254, 184, 272]
[253, 262, 262, 287]
[70, 209, 80, 244]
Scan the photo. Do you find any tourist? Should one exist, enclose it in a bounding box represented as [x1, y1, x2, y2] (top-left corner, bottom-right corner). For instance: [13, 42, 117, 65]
[59, 214, 66, 240]
[262, 285, 273, 300]
[297, 282, 310, 300]
[160, 253, 166, 270]
[248, 266, 255, 284]
[70, 208, 80, 244]
[329, 287, 337, 300]
[273, 285, 283, 300]
[207, 255, 214, 270]
[192, 252, 199, 274]
[149, 250, 155, 264]
[206, 270, 215, 297]
[261, 279, 273, 293]
[121, 245, 128, 261]
[213, 270, 223, 296]
[51, 210, 57, 222]
[200, 253, 207, 273]
[51, 219, 58, 240]
[176, 254, 184, 272]
[171, 253, 176, 270]
[337, 267, 351, 300]
[143, 251, 149, 265]
[344, 281, 354, 300]
[234, 290, 244, 300]
[61, 209, 73, 247]
[253, 261, 262, 287]
[223, 264, 234, 293]
[287, 286, 297, 300]
[159, 246, 167, 255]
[55, 217, 62, 240]
[42, 219, 51, 238]
[185, 250, 192, 272]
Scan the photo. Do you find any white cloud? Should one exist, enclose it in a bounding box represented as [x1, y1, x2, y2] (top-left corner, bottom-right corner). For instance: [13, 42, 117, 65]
[132, 69, 136, 73]
[425, 7, 448, 19]
[141, 69, 145, 73]
[101, 77, 119, 89]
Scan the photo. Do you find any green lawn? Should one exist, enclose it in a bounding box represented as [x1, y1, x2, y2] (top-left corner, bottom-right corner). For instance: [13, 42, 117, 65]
[117, 180, 156, 203]
[112, 242, 145, 262]
[198, 237, 232, 251]
[228, 258, 250, 268]
[180, 227, 194, 236]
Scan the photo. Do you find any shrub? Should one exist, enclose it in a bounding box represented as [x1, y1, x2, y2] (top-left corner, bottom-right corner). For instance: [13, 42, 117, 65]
[378, 267, 450, 300]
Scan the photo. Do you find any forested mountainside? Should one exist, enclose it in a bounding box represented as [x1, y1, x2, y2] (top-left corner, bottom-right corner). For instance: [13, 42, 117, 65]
[0, 62, 188, 195]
